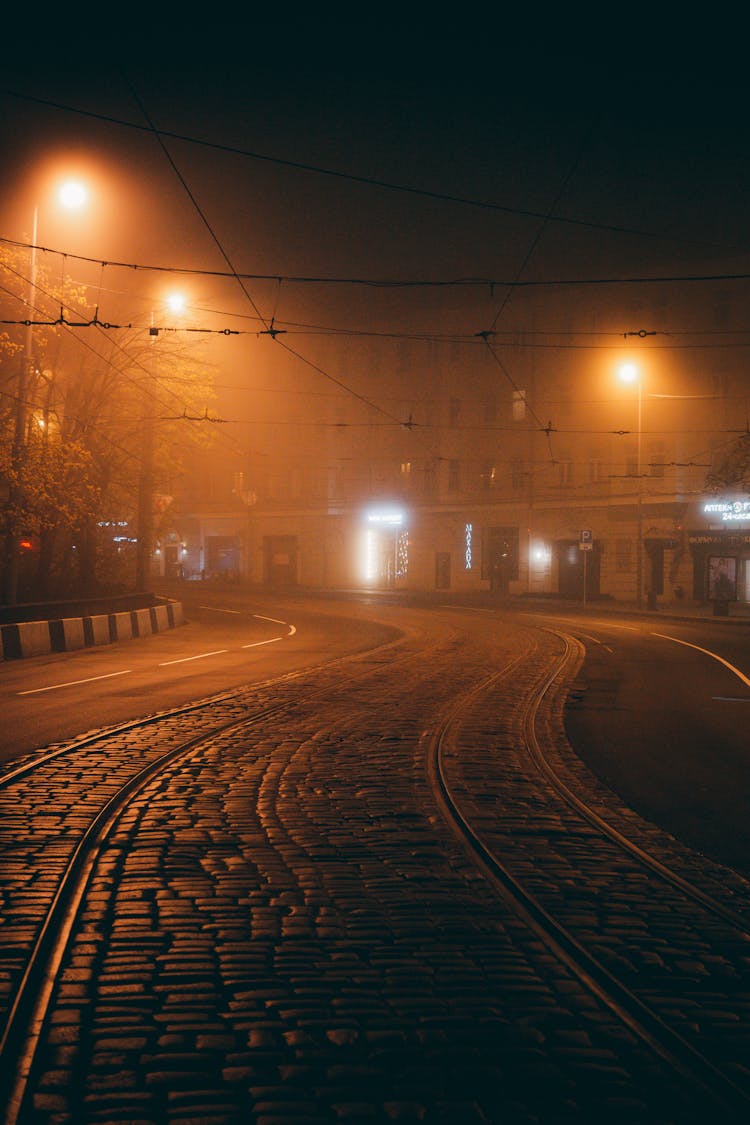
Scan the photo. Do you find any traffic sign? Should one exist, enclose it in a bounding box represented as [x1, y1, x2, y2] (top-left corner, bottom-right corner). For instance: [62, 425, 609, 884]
[579, 529, 593, 551]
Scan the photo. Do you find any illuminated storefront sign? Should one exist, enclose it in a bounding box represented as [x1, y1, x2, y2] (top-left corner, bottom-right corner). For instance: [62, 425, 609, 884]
[703, 499, 750, 522]
[465, 523, 473, 570]
[366, 509, 404, 525]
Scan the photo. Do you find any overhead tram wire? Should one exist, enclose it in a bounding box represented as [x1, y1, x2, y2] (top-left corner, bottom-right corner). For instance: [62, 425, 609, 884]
[122, 78, 268, 331]
[0, 261, 246, 467]
[478, 119, 603, 465]
[120, 78, 414, 433]
[1, 86, 722, 251]
[6, 257, 750, 353]
[7, 235, 750, 291]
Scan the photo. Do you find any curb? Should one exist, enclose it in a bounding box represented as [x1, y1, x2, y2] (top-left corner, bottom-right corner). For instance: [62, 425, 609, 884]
[0, 601, 184, 661]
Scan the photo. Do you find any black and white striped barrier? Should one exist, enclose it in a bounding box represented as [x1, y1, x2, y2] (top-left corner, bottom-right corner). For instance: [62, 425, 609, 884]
[0, 601, 184, 661]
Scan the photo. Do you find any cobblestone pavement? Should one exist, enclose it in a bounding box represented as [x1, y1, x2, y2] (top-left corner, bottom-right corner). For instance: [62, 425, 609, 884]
[2, 608, 750, 1124]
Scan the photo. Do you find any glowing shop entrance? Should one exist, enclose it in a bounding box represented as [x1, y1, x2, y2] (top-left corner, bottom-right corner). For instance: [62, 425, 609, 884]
[361, 507, 408, 587]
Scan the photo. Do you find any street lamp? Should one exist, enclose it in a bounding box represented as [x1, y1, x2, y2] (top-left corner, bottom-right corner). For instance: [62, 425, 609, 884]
[2, 180, 89, 605]
[617, 361, 643, 609]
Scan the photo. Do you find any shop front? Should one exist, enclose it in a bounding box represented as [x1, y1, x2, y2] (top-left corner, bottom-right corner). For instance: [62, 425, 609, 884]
[360, 506, 409, 588]
[688, 496, 750, 604]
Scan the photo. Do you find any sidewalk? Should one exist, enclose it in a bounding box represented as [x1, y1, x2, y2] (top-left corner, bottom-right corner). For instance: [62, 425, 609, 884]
[512, 593, 750, 623]
[322, 586, 750, 624]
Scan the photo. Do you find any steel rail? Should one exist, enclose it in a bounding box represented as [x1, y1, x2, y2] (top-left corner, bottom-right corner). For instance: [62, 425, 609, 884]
[0, 633, 408, 790]
[533, 627, 750, 936]
[425, 630, 750, 1121]
[0, 630, 429, 1123]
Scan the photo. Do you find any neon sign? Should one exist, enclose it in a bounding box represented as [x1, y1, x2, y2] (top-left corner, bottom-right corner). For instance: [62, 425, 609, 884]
[465, 523, 473, 570]
[703, 500, 750, 522]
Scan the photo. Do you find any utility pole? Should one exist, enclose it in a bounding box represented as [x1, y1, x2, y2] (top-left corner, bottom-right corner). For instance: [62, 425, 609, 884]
[135, 318, 156, 593]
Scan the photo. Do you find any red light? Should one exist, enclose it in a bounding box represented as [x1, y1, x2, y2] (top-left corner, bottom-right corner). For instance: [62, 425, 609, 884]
[19, 539, 33, 551]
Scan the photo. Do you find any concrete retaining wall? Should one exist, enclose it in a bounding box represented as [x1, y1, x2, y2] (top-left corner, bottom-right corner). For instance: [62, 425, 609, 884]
[0, 600, 184, 661]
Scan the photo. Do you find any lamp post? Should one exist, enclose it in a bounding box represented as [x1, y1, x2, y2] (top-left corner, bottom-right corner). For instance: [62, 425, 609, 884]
[2, 182, 87, 605]
[618, 362, 643, 609]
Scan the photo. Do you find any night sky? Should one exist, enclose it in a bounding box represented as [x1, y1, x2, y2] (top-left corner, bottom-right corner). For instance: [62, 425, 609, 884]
[2, 27, 749, 425]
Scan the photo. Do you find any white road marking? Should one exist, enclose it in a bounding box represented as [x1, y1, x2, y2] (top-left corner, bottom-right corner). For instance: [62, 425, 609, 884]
[18, 670, 132, 695]
[651, 632, 750, 689]
[159, 649, 228, 666]
[251, 614, 296, 637]
[569, 629, 614, 652]
[587, 621, 640, 632]
[16, 613, 298, 696]
[199, 605, 241, 614]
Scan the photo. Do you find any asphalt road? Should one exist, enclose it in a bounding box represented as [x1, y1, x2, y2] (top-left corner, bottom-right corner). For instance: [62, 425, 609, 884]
[0, 590, 401, 763]
[2, 589, 749, 879]
[522, 606, 750, 878]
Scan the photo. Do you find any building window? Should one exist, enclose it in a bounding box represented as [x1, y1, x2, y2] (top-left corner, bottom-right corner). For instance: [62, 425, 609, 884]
[448, 460, 460, 491]
[558, 460, 574, 487]
[615, 538, 632, 573]
[449, 398, 461, 427]
[480, 462, 495, 490]
[510, 458, 525, 491]
[512, 389, 526, 421]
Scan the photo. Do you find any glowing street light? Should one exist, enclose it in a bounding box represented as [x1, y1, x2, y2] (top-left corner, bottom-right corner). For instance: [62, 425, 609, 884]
[2, 178, 90, 604]
[617, 361, 644, 609]
[57, 179, 88, 211]
[165, 291, 186, 315]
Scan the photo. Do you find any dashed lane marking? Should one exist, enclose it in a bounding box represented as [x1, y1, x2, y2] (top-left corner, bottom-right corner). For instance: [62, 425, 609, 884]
[158, 649, 228, 667]
[17, 670, 133, 696]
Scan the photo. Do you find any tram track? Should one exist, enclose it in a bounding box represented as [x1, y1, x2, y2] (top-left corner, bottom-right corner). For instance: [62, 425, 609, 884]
[2, 608, 750, 1122]
[0, 630, 422, 1123]
[427, 625, 750, 1120]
